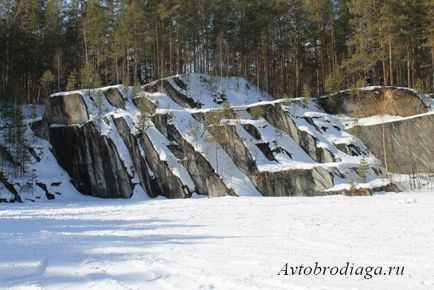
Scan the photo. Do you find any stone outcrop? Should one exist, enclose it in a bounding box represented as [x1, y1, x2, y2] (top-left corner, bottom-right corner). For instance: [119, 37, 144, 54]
[111, 117, 161, 197]
[252, 167, 334, 197]
[318, 87, 429, 118]
[45, 93, 89, 125]
[327, 183, 399, 196]
[192, 113, 336, 196]
[0, 171, 21, 202]
[133, 95, 157, 114]
[32, 74, 403, 201]
[49, 122, 133, 198]
[140, 130, 192, 198]
[350, 114, 434, 173]
[103, 87, 126, 110]
[143, 79, 201, 108]
[151, 114, 236, 197]
[247, 103, 336, 163]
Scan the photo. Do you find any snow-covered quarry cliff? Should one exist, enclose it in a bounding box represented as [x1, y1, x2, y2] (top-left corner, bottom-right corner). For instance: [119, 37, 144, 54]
[2, 74, 433, 202]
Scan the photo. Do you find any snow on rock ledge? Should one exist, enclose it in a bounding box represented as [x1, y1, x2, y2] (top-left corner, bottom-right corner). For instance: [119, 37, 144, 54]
[8, 73, 409, 201]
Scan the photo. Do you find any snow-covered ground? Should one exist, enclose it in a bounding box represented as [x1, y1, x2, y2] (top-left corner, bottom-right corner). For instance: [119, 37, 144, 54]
[1, 192, 433, 290]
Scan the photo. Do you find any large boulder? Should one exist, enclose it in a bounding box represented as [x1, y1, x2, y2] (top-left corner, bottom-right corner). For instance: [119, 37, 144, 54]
[103, 87, 126, 110]
[133, 95, 157, 114]
[45, 93, 89, 125]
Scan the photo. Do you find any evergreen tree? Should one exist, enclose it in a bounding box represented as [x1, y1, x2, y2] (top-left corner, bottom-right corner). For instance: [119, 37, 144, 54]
[40, 70, 55, 96]
[1, 0, 434, 103]
[66, 72, 77, 91]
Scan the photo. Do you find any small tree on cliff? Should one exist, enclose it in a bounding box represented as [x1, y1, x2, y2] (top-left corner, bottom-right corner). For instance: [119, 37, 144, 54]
[2, 105, 30, 179]
[249, 106, 262, 120]
[137, 111, 151, 131]
[358, 156, 369, 182]
[203, 100, 235, 176]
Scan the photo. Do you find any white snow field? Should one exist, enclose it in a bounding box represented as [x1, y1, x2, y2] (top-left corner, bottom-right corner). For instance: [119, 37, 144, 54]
[1, 192, 433, 290]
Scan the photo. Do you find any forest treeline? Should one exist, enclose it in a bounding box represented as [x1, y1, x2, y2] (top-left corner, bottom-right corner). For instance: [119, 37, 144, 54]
[0, 0, 433, 103]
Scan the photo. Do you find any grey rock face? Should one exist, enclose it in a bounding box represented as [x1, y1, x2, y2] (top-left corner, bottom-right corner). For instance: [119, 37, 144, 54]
[316, 147, 335, 163]
[112, 117, 161, 197]
[207, 124, 257, 176]
[318, 87, 429, 118]
[45, 93, 89, 125]
[335, 143, 353, 156]
[350, 114, 434, 173]
[140, 130, 192, 199]
[49, 122, 133, 198]
[143, 79, 201, 108]
[152, 114, 236, 197]
[252, 167, 334, 196]
[133, 96, 157, 114]
[327, 183, 399, 196]
[299, 130, 317, 161]
[38, 76, 405, 200]
[257, 104, 300, 141]
[193, 113, 335, 196]
[0, 172, 21, 202]
[251, 103, 335, 163]
[103, 88, 126, 110]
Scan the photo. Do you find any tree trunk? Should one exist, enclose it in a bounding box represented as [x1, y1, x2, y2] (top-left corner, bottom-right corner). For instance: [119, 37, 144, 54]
[388, 33, 393, 86]
[382, 122, 388, 171]
[169, 24, 173, 75]
[330, 1, 338, 70]
[431, 31, 434, 92]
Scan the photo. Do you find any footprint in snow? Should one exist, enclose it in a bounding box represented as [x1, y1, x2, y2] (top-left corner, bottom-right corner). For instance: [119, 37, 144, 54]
[398, 198, 417, 204]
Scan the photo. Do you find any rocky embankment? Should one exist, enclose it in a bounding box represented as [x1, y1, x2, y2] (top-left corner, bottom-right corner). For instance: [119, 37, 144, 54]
[3, 75, 415, 202]
[319, 86, 433, 174]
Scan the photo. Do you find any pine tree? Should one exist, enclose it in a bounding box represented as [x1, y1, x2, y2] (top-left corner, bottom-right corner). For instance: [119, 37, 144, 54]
[1, 0, 433, 100]
[113, 0, 146, 85]
[302, 83, 311, 99]
[40, 70, 55, 96]
[249, 106, 263, 120]
[137, 111, 151, 132]
[221, 100, 236, 120]
[79, 63, 101, 89]
[66, 72, 77, 91]
[44, 0, 63, 92]
[82, 0, 109, 84]
[325, 68, 345, 93]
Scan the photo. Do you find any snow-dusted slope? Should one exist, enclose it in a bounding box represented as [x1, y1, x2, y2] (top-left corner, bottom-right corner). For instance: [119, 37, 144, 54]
[0, 104, 84, 202]
[144, 74, 273, 109]
[1, 74, 401, 202]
